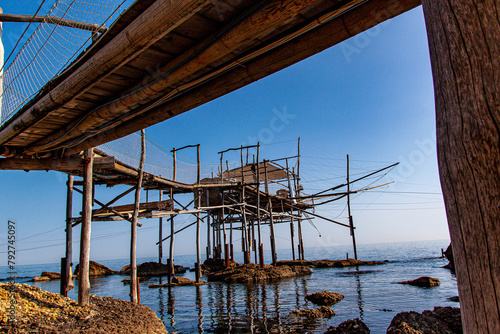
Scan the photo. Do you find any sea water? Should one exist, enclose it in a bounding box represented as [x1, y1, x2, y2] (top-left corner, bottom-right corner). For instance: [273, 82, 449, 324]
[0, 240, 458, 333]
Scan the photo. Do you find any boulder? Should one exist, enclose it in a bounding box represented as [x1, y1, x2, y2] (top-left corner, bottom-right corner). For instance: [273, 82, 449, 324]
[398, 276, 440, 288]
[75, 261, 117, 277]
[325, 318, 370, 334]
[387, 307, 461, 334]
[41, 272, 61, 280]
[447, 296, 459, 303]
[291, 306, 335, 319]
[120, 261, 188, 277]
[306, 291, 344, 306]
[201, 258, 239, 273]
[31, 276, 51, 282]
[206, 264, 311, 283]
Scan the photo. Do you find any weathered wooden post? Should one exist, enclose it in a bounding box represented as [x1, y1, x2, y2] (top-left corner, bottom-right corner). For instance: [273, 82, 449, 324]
[195, 144, 202, 283]
[78, 148, 93, 306]
[422, 1, 500, 332]
[158, 190, 163, 264]
[264, 160, 277, 266]
[130, 129, 145, 304]
[64, 175, 74, 296]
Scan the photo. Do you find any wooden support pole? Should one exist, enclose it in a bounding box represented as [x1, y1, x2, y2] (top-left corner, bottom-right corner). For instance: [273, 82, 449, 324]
[264, 160, 277, 266]
[256, 143, 264, 267]
[206, 190, 211, 261]
[158, 190, 163, 264]
[64, 174, 73, 296]
[196, 191, 202, 283]
[346, 154, 357, 260]
[296, 138, 305, 260]
[130, 129, 145, 304]
[222, 193, 229, 267]
[78, 148, 93, 306]
[168, 190, 175, 285]
[422, 1, 500, 332]
[241, 148, 250, 264]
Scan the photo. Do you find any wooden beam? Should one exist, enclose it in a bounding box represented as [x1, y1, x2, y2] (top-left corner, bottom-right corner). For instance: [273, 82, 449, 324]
[78, 148, 93, 306]
[0, 13, 108, 33]
[0, 156, 114, 170]
[92, 199, 173, 216]
[0, 0, 212, 146]
[63, 0, 421, 155]
[422, 1, 500, 332]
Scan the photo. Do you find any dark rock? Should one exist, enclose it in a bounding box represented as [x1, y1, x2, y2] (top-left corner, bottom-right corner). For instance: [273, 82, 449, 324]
[325, 318, 370, 333]
[119, 261, 188, 277]
[398, 276, 440, 288]
[306, 291, 344, 306]
[447, 296, 460, 302]
[207, 264, 311, 283]
[201, 258, 239, 273]
[291, 306, 335, 319]
[387, 307, 462, 334]
[121, 277, 150, 284]
[75, 261, 117, 277]
[31, 276, 51, 282]
[276, 259, 384, 268]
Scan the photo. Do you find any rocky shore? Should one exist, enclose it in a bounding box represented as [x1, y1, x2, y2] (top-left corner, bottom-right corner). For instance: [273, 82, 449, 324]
[206, 263, 312, 283]
[0, 283, 168, 334]
[277, 258, 385, 268]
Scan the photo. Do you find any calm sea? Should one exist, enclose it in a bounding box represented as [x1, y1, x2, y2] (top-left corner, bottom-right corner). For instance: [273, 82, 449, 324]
[1, 240, 458, 333]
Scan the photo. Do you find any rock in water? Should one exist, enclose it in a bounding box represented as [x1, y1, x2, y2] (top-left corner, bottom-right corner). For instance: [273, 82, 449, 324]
[120, 261, 188, 276]
[325, 318, 370, 333]
[306, 291, 344, 306]
[398, 276, 440, 288]
[291, 306, 335, 319]
[206, 264, 311, 283]
[74, 261, 117, 277]
[387, 307, 462, 334]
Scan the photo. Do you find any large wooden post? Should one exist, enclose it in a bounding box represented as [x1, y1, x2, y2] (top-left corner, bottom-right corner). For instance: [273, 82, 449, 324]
[78, 148, 93, 306]
[130, 129, 145, 303]
[422, 1, 500, 333]
[64, 175, 74, 296]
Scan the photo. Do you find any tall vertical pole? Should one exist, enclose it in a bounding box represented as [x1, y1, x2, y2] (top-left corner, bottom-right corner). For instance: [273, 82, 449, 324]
[256, 143, 264, 267]
[168, 191, 174, 285]
[158, 191, 163, 264]
[64, 175, 74, 296]
[79, 148, 93, 306]
[206, 190, 211, 261]
[285, 159, 296, 261]
[264, 160, 277, 266]
[195, 145, 201, 282]
[296, 138, 304, 260]
[346, 154, 357, 260]
[130, 130, 145, 304]
[0, 8, 4, 119]
[241, 147, 250, 264]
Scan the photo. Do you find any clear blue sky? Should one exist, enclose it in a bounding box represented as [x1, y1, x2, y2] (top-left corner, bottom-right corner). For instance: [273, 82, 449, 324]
[0, 2, 449, 266]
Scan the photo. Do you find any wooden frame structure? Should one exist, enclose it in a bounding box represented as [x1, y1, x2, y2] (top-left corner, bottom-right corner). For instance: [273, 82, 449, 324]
[0, 0, 497, 331]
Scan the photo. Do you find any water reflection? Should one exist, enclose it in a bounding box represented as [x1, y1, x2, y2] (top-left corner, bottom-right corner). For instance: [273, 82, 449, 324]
[355, 273, 364, 320]
[196, 286, 204, 333]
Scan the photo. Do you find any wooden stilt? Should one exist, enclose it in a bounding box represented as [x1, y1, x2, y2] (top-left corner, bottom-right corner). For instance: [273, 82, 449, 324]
[168, 190, 175, 285]
[346, 154, 357, 260]
[256, 143, 264, 267]
[64, 174, 73, 296]
[296, 138, 305, 260]
[195, 146, 202, 283]
[264, 160, 277, 266]
[78, 148, 93, 306]
[206, 191, 211, 261]
[130, 129, 145, 304]
[241, 148, 250, 264]
[222, 193, 229, 267]
[422, 2, 500, 331]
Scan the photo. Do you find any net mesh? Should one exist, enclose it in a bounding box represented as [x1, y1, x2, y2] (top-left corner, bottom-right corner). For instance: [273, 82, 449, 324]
[98, 132, 239, 185]
[0, 0, 129, 125]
